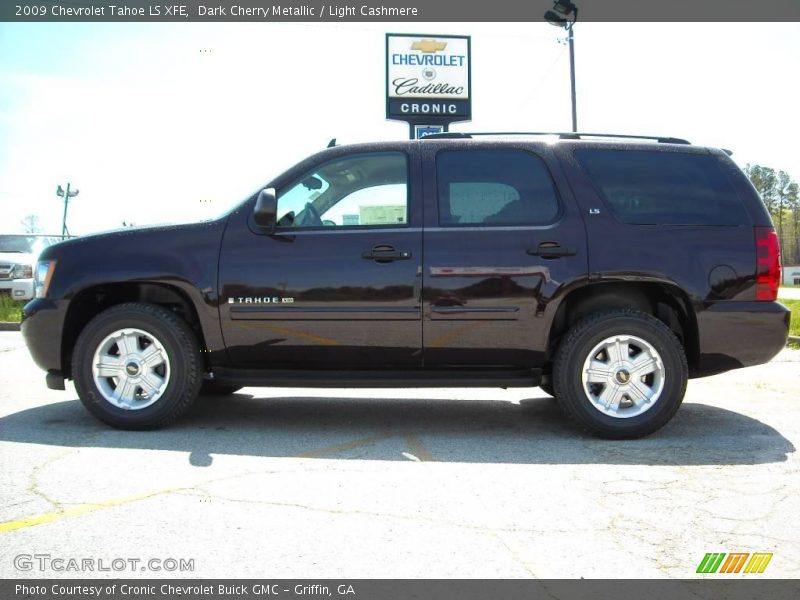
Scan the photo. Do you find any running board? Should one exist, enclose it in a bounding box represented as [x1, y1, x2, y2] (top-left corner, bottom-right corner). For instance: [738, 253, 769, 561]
[212, 367, 542, 388]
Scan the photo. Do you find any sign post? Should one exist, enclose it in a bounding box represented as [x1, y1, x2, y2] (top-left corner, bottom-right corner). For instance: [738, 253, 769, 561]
[386, 33, 472, 139]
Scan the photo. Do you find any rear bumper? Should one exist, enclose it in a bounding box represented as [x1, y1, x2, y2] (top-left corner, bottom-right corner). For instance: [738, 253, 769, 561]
[693, 301, 790, 377]
[21, 298, 66, 380]
[0, 279, 34, 301]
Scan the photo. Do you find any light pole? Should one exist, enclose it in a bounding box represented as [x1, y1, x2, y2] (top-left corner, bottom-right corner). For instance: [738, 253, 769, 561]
[544, 0, 579, 132]
[56, 183, 79, 240]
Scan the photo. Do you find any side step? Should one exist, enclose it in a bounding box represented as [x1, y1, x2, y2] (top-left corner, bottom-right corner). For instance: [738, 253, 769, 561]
[212, 367, 542, 389]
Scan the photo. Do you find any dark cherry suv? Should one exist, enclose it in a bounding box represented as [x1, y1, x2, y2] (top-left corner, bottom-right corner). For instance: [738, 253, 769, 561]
[22, 133, 790, 437]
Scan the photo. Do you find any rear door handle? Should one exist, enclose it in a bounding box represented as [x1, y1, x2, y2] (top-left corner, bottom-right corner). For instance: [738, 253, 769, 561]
[362, 245, 412, 262]
[527, 243, 577, 258]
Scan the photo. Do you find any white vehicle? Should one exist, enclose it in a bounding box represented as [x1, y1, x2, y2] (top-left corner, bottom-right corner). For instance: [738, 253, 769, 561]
[0, 235, 61, 301]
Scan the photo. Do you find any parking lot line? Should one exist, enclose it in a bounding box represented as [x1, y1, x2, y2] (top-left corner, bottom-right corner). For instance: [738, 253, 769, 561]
[295, 432, 395, 458]
[404, 434, 435, 461]
[0, 487, 186, 534]
[0, 431, 399, 534]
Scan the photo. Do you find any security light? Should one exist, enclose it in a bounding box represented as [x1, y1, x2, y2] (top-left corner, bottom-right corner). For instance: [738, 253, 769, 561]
[544, 0, 578, 28]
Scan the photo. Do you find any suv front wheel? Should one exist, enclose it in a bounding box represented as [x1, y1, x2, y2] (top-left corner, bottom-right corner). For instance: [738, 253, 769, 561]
[553, 309, 688, 439]
[72, 302, 202, 429]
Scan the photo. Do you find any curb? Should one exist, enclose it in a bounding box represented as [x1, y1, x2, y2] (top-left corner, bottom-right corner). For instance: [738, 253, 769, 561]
[789, 336, 800, 344]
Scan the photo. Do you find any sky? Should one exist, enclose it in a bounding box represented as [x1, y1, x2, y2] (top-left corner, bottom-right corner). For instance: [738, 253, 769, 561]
[1, 21, 799, 235]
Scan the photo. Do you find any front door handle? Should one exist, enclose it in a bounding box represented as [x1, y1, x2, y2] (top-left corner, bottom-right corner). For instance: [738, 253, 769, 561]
[362, 245, 412, 262]
[527, 243, 577, 258]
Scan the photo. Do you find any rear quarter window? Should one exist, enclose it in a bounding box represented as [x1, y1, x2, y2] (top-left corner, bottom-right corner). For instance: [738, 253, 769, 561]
[575, 149, 749, 226]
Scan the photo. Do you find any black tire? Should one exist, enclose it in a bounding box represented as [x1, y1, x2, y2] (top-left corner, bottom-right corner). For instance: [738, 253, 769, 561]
[553, 309, 688, 439]
[72, 302, 202, 429]
[199, 381, 241, 396]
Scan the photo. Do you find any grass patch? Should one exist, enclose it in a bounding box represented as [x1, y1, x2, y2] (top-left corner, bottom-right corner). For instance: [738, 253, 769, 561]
[0, 294, 23, 322]
[782, 298, 800, 338]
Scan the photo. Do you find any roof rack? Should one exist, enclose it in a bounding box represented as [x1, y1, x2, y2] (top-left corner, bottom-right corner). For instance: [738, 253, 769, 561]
[422, 132, 691, 145]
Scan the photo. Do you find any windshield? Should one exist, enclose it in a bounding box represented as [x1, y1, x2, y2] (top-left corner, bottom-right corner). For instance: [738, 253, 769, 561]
[0, 235, 60, 255]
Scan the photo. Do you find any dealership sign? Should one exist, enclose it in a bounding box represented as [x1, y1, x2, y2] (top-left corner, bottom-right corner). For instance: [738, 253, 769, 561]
[386, 33, 471, 131]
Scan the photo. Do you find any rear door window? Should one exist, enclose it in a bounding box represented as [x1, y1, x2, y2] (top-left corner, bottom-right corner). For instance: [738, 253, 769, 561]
[436, 149, 560, 226]
[575, 149, 748, 226]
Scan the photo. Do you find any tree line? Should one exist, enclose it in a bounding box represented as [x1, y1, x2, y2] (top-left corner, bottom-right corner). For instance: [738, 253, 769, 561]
[744, 164, 800, 265]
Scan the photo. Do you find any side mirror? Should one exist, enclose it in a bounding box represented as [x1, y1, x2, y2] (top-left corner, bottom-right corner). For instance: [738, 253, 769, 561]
[253, 188, 277, 230]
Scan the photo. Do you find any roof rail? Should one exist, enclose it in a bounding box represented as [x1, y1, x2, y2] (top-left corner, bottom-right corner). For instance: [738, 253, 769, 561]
[422, 132, 691, 145]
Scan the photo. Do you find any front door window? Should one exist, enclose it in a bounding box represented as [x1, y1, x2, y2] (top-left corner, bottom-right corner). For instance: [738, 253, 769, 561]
[277, 152, 409, 229]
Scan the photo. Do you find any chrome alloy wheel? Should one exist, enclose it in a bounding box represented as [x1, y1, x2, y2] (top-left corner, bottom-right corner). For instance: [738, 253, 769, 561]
[581, 334, 665, 418]
[91, 328, 171, 410]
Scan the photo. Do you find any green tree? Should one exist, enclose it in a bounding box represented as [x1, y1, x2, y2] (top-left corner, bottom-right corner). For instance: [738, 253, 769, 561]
[743, 164, 778, 216]
[788, 182, 800, 264]
[775, 170, 792, 256]
[743, 164, 800, 263]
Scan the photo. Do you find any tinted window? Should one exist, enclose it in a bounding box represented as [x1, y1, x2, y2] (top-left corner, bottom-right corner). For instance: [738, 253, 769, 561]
[575, 149, 748, 226]
[436, 150, 560, 226]
[277, 152, 408, 228]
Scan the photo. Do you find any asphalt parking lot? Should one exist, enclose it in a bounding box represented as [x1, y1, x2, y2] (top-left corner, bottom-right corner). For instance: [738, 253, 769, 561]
[0, 330, 798, 579]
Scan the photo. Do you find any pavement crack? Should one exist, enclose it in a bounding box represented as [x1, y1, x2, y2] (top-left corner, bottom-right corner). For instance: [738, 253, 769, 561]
[189, 486, 602, 539]
[25, 450, 76, 514]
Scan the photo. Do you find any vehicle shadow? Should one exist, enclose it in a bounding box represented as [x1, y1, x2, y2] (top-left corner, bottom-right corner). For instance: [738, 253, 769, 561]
[0, 393, 793, 466]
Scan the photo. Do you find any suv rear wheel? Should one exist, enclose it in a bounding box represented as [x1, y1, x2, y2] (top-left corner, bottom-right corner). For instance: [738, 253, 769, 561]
[72, 303, 202, 429]
[553, 309, 688, 439]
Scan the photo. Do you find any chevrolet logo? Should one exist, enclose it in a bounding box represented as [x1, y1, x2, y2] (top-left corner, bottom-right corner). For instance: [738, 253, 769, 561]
[411, 39, 447, 53]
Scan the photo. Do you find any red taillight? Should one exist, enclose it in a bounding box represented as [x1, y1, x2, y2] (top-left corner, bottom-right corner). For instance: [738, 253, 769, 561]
[754, 226, 781, 301]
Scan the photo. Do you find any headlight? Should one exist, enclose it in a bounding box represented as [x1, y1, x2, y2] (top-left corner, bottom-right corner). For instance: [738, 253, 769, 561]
[34, 260, 56, 298]
[10, 264, 33, 279]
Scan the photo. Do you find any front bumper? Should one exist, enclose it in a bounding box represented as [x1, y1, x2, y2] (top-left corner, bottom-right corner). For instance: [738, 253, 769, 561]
[694, 301, 791, 377]
[21, 298, 66, 385]
[0, 278, 34, 301]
